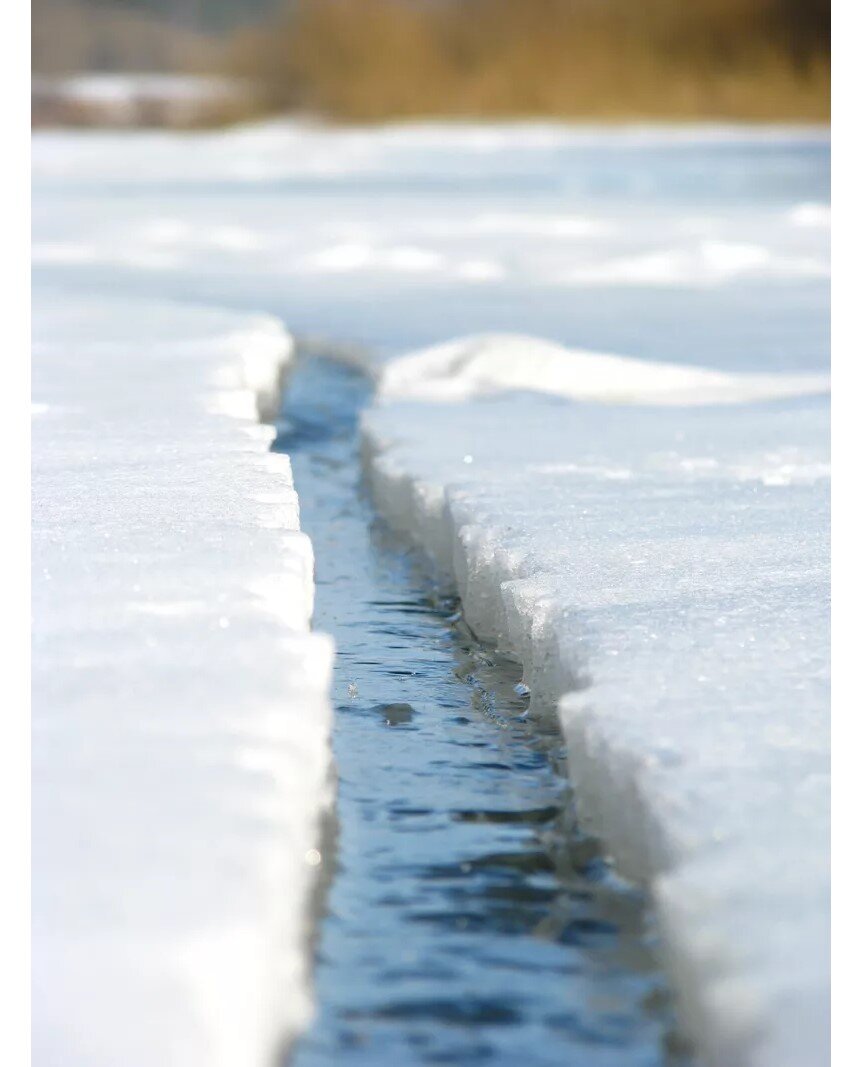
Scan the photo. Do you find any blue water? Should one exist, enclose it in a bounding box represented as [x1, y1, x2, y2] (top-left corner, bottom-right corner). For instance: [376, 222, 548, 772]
[274, 355, 688, 1067]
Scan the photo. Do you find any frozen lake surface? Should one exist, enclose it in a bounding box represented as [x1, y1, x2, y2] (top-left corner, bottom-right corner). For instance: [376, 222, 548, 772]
[33, 122, 829, 375]
[32, 121, 829, 1067]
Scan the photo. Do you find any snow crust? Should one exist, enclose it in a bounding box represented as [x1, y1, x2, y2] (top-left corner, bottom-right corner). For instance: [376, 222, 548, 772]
[362, 387, 829, 1067]
[32, 295, 333, 1067]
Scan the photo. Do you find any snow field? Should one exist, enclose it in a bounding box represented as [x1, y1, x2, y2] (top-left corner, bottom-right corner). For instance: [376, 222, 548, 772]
[32, 295, 334, 1067]
[32, 124, 830, 375]
[361, 365, 829, 1067]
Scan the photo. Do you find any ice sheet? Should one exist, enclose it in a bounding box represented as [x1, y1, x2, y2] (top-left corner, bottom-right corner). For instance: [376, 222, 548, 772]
[32, 121, 829, 375]
[32, 295, 334, 1067]
[362, 388, 829, 1067]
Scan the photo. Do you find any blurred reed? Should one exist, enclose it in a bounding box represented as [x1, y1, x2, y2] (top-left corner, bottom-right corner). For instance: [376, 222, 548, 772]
[226, 0, 829, 122]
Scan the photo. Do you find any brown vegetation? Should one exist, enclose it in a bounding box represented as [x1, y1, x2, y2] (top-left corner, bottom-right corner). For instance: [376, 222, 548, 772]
[226, 0, 830, 122]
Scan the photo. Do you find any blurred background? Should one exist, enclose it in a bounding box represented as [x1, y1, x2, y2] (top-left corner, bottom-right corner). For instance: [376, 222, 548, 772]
[32, 0, 830, 127]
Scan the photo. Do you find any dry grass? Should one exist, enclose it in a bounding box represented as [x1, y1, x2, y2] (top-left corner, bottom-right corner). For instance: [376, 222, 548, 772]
[226, 0, 829, 122]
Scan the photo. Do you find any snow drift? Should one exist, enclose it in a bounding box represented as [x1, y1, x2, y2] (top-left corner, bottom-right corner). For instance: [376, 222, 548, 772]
[377, 333, 830, 406]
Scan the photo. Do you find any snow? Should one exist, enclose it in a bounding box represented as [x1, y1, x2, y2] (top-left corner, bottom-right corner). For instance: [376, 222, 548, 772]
[33, 74, 240, 106]
[361, 388, 829, 1067]
[31, 294, 333, 1067]
[32, 123, 829, 385]
[32, 119, 829, 1067]
[376, 333, 830, 406]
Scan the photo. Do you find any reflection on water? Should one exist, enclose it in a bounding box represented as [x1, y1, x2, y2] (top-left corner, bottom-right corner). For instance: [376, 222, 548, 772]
[274, 355, 689, 1066]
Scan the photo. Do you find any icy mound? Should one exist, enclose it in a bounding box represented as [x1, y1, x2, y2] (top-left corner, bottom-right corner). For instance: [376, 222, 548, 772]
[32, 296, 333, 1067]
[378, 333, 830, 406]
[361, 386, 829, 1067]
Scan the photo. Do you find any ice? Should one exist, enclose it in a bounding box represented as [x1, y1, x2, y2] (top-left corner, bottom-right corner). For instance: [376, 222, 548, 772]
[361, 387, 829, 1067]
[32, 294, 334, 1066]
[558, 239, 828, 287]
[32, 122, 829, 385]
[32, 119, 829, 1066]
[787, 202, 831, 228]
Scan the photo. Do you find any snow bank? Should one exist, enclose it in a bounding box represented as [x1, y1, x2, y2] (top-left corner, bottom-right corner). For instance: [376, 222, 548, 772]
[377, 333, 830, 406]
[32, 295, 333, 1067]
[361, 363, 829, 1067]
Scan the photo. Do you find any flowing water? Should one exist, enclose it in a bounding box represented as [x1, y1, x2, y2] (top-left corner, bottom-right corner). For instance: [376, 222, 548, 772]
[274, 354, 688, 1067]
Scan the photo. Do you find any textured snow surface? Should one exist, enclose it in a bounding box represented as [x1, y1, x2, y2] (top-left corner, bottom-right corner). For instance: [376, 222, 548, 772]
[32, 295, 334, 1067]
[362, 391, 829, 1067]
